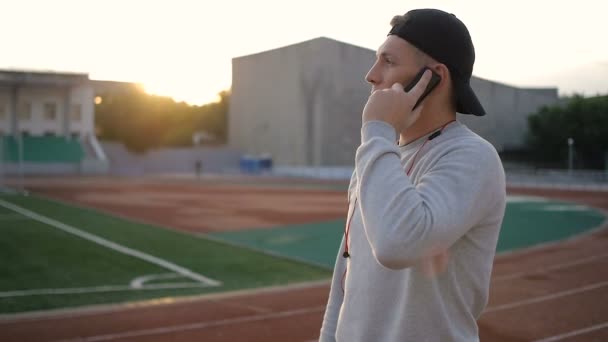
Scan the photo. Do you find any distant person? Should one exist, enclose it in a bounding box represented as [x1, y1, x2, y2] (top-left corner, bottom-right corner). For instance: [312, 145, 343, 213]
[195, 160, 203, 178]
[320, 8, 507, 341]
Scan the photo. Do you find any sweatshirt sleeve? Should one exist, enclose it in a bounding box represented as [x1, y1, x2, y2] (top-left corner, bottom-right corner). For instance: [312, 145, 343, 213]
[355, 120, 504, 270]
[319, 236, 347, 342]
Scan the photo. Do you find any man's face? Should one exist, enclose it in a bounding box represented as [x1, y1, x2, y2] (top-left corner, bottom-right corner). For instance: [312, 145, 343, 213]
[365, 36, 422, 93]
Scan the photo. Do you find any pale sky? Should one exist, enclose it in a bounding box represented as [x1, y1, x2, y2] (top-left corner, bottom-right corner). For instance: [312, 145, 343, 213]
[1, 0, 607, 105]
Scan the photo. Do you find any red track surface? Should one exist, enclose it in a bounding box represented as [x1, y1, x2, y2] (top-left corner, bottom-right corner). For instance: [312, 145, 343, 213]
[1, 180, 607, 342]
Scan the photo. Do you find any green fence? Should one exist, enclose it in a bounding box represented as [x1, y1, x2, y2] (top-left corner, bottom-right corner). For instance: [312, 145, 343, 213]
[0, 135, 84, 163]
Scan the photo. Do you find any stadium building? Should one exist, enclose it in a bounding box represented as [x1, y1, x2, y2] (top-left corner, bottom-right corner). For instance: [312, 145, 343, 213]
[229, 37, 559, 167]
[0, 70, 107, 175]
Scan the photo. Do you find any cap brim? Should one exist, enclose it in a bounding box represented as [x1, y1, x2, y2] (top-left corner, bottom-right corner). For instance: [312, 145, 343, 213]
[454, 81, 486, 116]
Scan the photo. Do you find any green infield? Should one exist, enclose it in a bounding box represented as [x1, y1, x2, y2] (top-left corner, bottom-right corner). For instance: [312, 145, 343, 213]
[210, 195, 606, 268]
[0, 194, 331, 314]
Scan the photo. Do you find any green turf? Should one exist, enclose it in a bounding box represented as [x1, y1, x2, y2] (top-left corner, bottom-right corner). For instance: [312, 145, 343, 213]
[496, 199, 605, 251]
[0, 220, 165, 290]
[0, 206, 14, 215]
[0, 194, 331, 314]
[209, 196, 606, 268]
[209, 220, 345, 269]
[2, 193, 604, 315]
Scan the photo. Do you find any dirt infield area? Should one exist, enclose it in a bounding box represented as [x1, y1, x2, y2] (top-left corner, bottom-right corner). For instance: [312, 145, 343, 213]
[1, 178, 607, 342]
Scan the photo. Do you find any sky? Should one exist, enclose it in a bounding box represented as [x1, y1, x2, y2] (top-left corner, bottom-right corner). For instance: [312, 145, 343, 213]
[1, 0, 607, 105]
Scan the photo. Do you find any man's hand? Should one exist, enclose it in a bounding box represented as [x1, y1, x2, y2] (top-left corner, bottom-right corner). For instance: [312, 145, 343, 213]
[362, 70, 432, 133]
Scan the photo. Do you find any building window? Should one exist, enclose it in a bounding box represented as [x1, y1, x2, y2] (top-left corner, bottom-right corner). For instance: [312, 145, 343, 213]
[18, 102, 31, 120]
[0, 102, 6, 119]
[44, 131, 55, 137]
[71, 132, 80, 139]
[44, 103, 57, 121]
[71, 104, 82, 122]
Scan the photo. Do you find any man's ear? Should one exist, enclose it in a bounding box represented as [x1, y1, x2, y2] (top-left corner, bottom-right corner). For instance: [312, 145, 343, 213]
[432, 64, 451, 89]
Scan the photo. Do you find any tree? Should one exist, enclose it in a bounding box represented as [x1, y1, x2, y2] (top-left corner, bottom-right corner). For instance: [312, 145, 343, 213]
[526, 95, 608, 169]
[95, 88, 229, 153]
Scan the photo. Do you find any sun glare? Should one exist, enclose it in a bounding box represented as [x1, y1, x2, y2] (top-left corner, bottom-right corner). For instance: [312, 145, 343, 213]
[143, 82, 225, 106]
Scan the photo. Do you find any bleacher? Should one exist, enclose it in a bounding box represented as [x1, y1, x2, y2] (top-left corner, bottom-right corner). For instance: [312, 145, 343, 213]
[0, 136, 84, 163]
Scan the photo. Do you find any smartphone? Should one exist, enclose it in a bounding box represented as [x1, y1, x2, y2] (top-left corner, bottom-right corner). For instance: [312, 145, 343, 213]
[403, 67, 441, 109]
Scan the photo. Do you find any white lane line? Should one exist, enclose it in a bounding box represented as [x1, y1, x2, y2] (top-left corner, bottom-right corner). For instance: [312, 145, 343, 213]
[0, 283, 212, 298]
[531, 321, 608, 342]
[0, 280, 331, 323]
[0, 199, 221, 287]
[493, 253, 608, 281]
[59, 305, 326, 342]
[485, 280, 608, 313]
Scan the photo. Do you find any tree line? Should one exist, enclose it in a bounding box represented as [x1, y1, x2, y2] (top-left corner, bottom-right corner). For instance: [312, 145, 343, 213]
[95, 87, 228, 153]
[526, 94, 608, 169]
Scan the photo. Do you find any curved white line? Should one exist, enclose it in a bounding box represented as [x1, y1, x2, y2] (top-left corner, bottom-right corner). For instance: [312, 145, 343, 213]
[130, 273, 183, 289]
[0, 199, 222, 287]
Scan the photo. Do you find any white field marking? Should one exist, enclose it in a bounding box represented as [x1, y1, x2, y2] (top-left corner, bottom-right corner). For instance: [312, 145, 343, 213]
[541, 204, 592, 212]
[493, 253, 608, 281]
[506, 195, 549, 203]
[61, 305, 327, 342]
[0, 283, 212, 298]
[485, 280, 608, 313]
[531, 321, 608, 342]
[130, 273, 184, 289]
[0, 199, 221, 287]
[0, 279, 331, 322]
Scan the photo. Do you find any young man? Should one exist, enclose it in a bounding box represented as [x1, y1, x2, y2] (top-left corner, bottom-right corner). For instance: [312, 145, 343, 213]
[320, 9, 507, 341]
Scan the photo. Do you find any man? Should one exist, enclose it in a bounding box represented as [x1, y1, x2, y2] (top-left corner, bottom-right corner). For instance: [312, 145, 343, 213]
[320, 8, 507, 342]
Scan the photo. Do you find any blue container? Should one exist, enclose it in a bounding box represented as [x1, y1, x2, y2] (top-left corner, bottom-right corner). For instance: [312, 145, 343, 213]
[260, 154, 273, 171]
[240, 155, 254, 173]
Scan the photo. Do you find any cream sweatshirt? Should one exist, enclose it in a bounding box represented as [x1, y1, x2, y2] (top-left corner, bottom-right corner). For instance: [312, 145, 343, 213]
[320, 120, 506, 342]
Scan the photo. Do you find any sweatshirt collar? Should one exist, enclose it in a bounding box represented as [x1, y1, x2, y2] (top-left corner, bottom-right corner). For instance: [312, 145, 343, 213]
[398, 120, 461, 152]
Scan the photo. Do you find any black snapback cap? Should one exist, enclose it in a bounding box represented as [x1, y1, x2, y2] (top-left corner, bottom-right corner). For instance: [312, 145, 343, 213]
[389, 8, 485, 116]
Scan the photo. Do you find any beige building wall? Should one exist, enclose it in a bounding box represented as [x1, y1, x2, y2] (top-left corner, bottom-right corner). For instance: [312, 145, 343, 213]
[230, 37, 559, 167]
[230, 37, 374, 166]
[230, 41, 310, 165]
[459, 77, 558, 151]
[312, 38, 374, 166]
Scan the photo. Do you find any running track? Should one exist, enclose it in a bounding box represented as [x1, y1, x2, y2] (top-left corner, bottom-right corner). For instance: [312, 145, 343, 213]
[1, 186, 607, 342]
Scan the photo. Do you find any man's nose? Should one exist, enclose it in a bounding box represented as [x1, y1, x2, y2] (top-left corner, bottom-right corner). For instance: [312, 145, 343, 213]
[365, 64, 380, 85]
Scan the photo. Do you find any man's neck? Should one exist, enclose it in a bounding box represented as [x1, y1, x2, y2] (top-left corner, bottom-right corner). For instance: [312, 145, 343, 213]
[399, 109, 457, 146]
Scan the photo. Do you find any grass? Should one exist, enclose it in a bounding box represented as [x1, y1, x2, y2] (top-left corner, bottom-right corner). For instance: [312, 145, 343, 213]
[0, 194, 331, 314]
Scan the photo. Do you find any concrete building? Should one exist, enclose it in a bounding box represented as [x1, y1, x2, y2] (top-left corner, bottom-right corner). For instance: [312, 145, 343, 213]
[229, 37, 559, 167]
[459, 78, 559, 152]
[0, 70, 107, 175]
[0, 70, 95, 138]
[0, 71, 237, 177]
